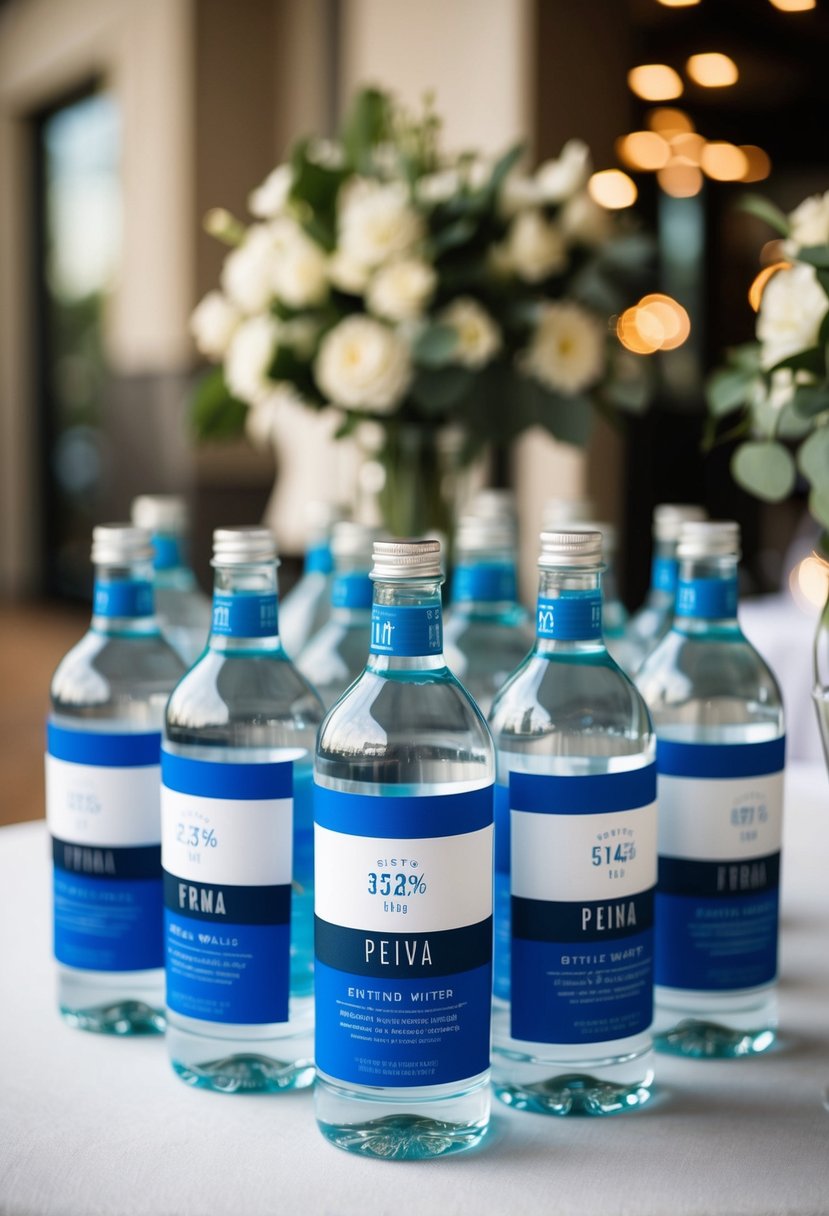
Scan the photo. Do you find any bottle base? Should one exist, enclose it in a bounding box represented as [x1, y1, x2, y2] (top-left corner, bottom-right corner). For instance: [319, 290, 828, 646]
[166, 1009, 315, 1094]
[171, 1053, 315, 1094]
[653, 1018, 776, 1059]
[653, 986, 777, 1059]
[60, 999, 165, 1036]
[57, 966, 165, 1035]
[493, 1071, 652, 1117]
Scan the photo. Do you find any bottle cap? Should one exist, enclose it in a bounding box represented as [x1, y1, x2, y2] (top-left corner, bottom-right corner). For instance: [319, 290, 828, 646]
[677, 520, 740, 560]
[455, 513, 514, 553]
[653, 503, 706, 544]
[371, 539, 442, 580]
[468, 488, 518, 522]
[131, 495, 189, 533]
[331, 521, 381, 563]
[211, 526, 278, 566]
[538, 530, 603, 569]
[541, 496, 596, 530]
[91, 524, 155, 565]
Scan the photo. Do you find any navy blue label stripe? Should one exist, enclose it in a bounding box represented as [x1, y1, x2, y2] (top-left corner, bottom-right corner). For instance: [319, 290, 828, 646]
[315, 916, 492, 978]
[510, 765, 656, 816]
[659, 852, 780, 898]
[52, 837, 161, 880]
[161, 751, 293, 799]
[331, 574, 373, 610]
[314, 783, 493, 839]
[163, 872, 291, 924]
[657, 737, 785, 779]
[47, 723, 161, 768]
[512, 889, 654, 944]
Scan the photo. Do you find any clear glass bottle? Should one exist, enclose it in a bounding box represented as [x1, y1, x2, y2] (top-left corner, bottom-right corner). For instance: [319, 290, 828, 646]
[296, 521, 378, 709]
[314, 539, 495, 1159]
[488, 530, 656, 1115]
[278, 501, 342, 658]
[443, 513, 533, 716]
[46, 524, 186, 1033]
[623, 504, 706, 676]
[636, 520, 785, 1057]
[162, 526, 325, 1092]
[813, 553, 829, 767]
[131, 494, 211, 667]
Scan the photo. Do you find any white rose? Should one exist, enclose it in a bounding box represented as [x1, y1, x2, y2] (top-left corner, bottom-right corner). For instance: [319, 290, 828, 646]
[560, 191, 612, 247]
[315, 315, 412, 413]
[224, 314, 279, 405]
[248, 164, 293, 219]
[417, 168, 461, 206]
[440, 297, 502, 368]
[522, 302, 606, 395]
[757, 263, 828, 370]
[507, 209, 568, 282]
[787, 191, 829, 249]
[190, 291, 240, 359]
[268, 217, 328, 309]
[499, 171, 542, 217]
[339, 179, 424, 268]
[535, 139, 592, 203]
[328, 250, 372, 295]
[220, 224, 278, 314]
[245, 382, 306, 449]
[307, 138, 346, 169]
[367, 258, 437, 322]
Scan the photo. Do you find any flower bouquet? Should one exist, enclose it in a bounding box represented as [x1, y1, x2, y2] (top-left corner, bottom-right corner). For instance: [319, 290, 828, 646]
[191, 88, 653, 537]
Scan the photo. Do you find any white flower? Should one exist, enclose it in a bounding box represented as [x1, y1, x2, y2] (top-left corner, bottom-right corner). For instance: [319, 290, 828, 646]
[367, 258, 437, 322]
[307, 138, 346, 169]
[268, 217, 328, 309]
[248, 164, 293, 219]
[245, 382, 306, 448]
[787, 191, 829, 249]
[499, 171, 542, 217]
[507, 209, 568, 282]
[190, 291, 240, 359]
[440, 297, 502, 368]
[522, 302, 606, 395]
[535, 140, 592, 203]
[315, 315, 412, 413]
[560, 191, 612, 247]
[417, 168, 461, 206]
[757, 263, 829, 370]
[221, 224, 278, 314]
[339, 179, 424, 269]
[224, 314, 279, 405]
[328, 250, 372, 295]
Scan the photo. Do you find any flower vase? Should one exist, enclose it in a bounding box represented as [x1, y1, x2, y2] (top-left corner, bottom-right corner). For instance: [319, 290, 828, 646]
[372, 424, 473, 544]
[814, 555, 829, 768]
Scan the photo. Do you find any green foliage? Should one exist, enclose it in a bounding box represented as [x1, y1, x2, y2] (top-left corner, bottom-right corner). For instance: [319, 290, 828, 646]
[190, 368, 248, 441]
[737, 193, 790, 237]
[731, 440, 796, 502]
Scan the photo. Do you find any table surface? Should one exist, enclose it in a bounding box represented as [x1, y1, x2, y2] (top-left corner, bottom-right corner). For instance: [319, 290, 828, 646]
[3, 764, 829, 1216]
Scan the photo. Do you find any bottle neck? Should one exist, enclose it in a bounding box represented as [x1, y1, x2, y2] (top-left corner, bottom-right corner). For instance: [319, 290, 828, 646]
[451, 546, 519, 613]
[305, 539, 333, 575]
[91, 559, 159, 635]
[649, 538, 679, 603]
[534, 566, 605, 656]
[366, 577, 446, 673]
[674, 554, 740, 633]
[330, 563, 374, 620]
[209, 562, 281, 652]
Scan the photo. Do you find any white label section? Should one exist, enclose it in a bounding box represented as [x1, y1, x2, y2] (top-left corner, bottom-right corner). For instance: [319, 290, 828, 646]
[161, 788, 293, 886]
[315, 824, 493, 933]
[46, 756, 161, 847]
[512, 803, 658, 902]
[658, 771, 783, 862]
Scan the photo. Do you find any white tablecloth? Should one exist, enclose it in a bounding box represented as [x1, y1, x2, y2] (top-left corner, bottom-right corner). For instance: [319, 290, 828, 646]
[3, 764, 829, 1216]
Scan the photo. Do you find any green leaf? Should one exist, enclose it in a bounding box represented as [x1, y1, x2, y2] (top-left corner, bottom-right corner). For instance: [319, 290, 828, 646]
[792, 384, 829, 418]
[798, 426, 829, 486]
[816, 269, 829, 301]
[777, 399, 814, 439]
[428, 216, 478, 258]
[341, 88, 391, 175]
[522, 379, 593, 446]
[409, 365, 474, 412]
[706, 366, 756, 416]
[189, 367, 248, 441]
[731, 440, 796, 502]
[411, 323, 459, 368]
[737, 193, 790, 236]
[796, 245, 829, 271]
[769, 346, 826, 377]
[727, 342, 763, 372]
[598, 232, 656, 274]
[809, 487, 829, 530]
[485, 143, 525, 200]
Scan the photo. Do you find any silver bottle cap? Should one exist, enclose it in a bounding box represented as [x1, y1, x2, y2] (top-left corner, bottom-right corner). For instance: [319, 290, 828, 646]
[677, 520, 740, 560]
[468, 488, 518, 522]
[371, 539, 442, 580]
[131, 494, 189, 533]
[538, 530, 603, 569]
[91, 524, 155, 565]
[331, 520, 381, 563]
[653, 503, 706, 544]
[211, 526, 278, 566]
[541, 496, 596, 530]
[455, 513, 514, 553]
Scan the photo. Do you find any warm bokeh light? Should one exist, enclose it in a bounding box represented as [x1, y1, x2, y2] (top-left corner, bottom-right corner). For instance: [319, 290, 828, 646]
[701, 141, 749, 181]
[657, 160, 704, 197]
[616, 131, 671, 171]
[670, 132, 706, 164]
[647, 108, 694, 136]
[790, 555, 829, 612]
[588, 169, 638, 209]
[748, 262, 790, 312]
[627, 64, 684, 101]
[770, 0, 816, 11]
[686, 53, 739, 87]
[617, 295, 691, 354]
[617, 307, 661, 355]
[739, 145, 772, 183]
[657, 0, 701, 6]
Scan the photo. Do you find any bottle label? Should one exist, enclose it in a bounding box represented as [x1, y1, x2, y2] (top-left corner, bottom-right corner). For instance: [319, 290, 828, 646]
[45, 722, 163, 972]
[369, 604, 443, 657]
[161, 752, 294, 1025]
[536, 593, 602, 642]
[509, 765, 657, 1045]
[452, 562, 517, 605]
[675, 577, 738, 620]
[313, 784, 494, 1088]
[652, 556, 678, 596]
[93, 579, 154, 619]
[331, 573, 373, 611]
[211, 593, 278, 638]
[305, 543, 333, 575]
[151, 534, 183, 571]
[655, 737, 784, 992]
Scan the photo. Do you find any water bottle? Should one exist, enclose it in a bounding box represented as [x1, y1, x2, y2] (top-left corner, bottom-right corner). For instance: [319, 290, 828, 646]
[131, 494, 211, 666]
[623, 503, 706, 675]
[46, 524, 186, 1033]
[489, 530, 656, 1115]
[443, 512, 533, 716]
[636, 520, 785, 1057]
[278, 501, 342, 658]
[296, 521, 378, 709]
[161, 526, 325, 1091]
[314, 539, 495, 1159]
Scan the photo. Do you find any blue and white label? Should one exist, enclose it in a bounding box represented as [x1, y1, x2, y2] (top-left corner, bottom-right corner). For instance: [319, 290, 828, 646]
[46, 722, 163, 972]
[331, 573, 373, 611]
[161, 752, 293, 1025]
[314, 784, 493, 1088]
[151, 534, 183, 571]
[508, 766, 657, 1045]
[211, 593, 278, 638]
[655, 737, 784, 992]
[305, 542, 333, 575]
[93, 579, 154, 619]
[675, 577, 738, 621]
[536, 593, 602, 642]
[652, 556, 678, 596]
[369, 604, 443, 657]
[453, 562, 518, 605]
